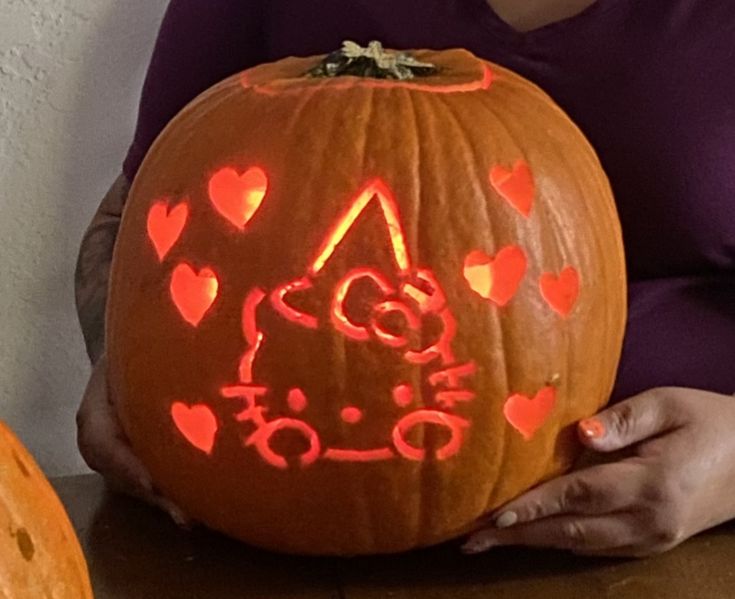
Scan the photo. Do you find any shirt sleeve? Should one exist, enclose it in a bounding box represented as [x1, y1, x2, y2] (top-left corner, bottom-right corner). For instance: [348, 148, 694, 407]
[123, 0, 265, 182]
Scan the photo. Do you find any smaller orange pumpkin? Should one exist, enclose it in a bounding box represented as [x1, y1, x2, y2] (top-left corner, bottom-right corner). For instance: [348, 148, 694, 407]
[0, 421, 93, 598]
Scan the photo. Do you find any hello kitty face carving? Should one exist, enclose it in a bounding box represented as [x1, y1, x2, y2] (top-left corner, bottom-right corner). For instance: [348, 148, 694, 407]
[149, 163, 579, 466]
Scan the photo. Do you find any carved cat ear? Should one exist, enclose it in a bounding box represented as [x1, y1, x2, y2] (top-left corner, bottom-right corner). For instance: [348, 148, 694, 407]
[271, 179, 412, 334]
[309, 178, 412, 277]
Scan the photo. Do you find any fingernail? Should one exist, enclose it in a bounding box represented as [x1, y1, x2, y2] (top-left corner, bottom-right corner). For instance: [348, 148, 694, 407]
[158, 498, 190, 528]
[579, 417, 606, 439]
[494, 511, 518, 529]
[461, 535, 497, 555]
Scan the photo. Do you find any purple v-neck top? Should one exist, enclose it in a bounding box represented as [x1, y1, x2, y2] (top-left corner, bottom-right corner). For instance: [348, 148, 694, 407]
[122, 0, 735, 401]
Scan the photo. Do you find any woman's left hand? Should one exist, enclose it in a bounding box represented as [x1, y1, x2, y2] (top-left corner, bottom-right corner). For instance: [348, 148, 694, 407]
[462, 386, 735, 558]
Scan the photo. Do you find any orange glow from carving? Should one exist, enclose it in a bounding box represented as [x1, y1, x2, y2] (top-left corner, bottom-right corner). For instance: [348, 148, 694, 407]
[193, 174, 485, 467]
[239, 288, 266, 383]
[404, 307, 456, 365]
[332, 268, 395, 341]
[147, 199, 189, 261]
[239, 334, 263, 384]
[371, 300, 420, 348]
[393, 384, 414, 407]
[245, 419, 320, 469]
[287, 388, 308, 413]
[504, 386, 557, 441]
[540, 267, 580, 317]
[170, 263, 219, 326]
[464, 246, 527, 306]
[171, 402, 218, 455]
[429, 362, 477, 388]
[435, 390, 476, 409]
[271, 278, 318, 329]
[221, 385, 268, 427]
[392, 410, 469, 461]
[243, 64, 493, 95]
[490, 159, 535, 217]
[340, 406, 363, 424]
[310, 179, 410, 276]
[324, 448, 394, 462]
[208, 166, 268, 230]
[242, 288, 266, 344]
[400, 269, 446, 313]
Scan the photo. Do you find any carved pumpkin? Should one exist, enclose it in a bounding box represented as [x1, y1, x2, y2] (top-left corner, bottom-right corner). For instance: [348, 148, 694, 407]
[108, 43, 626, 555]
[0, 421, 93, 597]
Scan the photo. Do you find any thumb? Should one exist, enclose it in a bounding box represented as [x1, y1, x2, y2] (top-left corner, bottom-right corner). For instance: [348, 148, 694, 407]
[577, 390, 680, 453]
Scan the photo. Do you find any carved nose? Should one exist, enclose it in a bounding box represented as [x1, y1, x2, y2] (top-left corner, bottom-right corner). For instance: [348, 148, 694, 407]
[340, 406, 364, 424]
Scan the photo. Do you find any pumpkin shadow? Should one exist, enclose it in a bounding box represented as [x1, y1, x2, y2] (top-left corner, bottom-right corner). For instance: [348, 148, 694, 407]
[22, 0, 169, 476]
[86, 483, 608, 598]
[86, 486, 339, 598]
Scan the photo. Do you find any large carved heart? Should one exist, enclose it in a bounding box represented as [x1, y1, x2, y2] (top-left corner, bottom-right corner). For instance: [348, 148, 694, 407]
[540, 267, 580, 317]
[503, 386, 557, 441]
[490, 160, 535, 217]
[171, 402, 219, 455]
[208, 166, 268, 230]
[146, 199, 189, 261]
[170, 263, 219, 326]
[464, 246, 527, 306]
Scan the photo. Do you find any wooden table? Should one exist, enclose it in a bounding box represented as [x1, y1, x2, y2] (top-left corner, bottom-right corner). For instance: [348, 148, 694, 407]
[52, 474, 735, 598]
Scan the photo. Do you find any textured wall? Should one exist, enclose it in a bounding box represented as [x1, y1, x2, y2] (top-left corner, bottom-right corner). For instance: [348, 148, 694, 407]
[0, 0, 166, 476]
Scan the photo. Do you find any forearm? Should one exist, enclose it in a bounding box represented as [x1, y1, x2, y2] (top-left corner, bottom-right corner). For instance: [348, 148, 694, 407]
[74, 173, 130, 364]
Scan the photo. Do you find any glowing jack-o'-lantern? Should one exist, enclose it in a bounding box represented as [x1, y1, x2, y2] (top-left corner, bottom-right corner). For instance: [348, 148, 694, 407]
[107, 41, 626, 555]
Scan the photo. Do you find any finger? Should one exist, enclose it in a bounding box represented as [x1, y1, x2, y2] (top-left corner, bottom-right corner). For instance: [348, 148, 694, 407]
[478, 461, 642, 528]
[77, 363, 191, 527]
[577, 390, 683, 453]
[92, 431, 192, 528]
[78, 391, 152, 492]
[462, 514, 635, 554]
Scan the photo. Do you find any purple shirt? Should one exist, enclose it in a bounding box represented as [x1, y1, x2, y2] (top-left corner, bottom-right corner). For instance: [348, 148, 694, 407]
[123, 0, 735, 400]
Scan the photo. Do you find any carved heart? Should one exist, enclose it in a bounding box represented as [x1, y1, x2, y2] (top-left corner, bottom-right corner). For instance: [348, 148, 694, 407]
[170, 263, 219, 326]
[464, 246, 527, 306]
[504, 386, 557, 441]
[540, 267, 580, 317]
[147, 199, 189, 261]
[171, 402, 218, 455]
[490, 160, 535, 217]
[208, 166, 268, 230]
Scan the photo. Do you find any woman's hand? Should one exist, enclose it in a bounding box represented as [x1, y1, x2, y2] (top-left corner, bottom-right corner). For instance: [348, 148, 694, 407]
[462, 387, 735, 558]
[76, 353, 190, 528]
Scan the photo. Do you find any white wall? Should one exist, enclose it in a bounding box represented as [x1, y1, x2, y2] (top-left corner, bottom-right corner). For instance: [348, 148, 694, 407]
[0, 0, 167, 476]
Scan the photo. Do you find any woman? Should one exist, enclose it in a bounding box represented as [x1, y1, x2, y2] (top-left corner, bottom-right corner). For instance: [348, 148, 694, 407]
[75, 0, 735, 558]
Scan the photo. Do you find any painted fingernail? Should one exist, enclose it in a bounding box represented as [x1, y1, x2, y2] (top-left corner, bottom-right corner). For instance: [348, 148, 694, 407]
[579, 417, 606, 439]
[461, 535, 497, 554]
[494, 511, 518, 529]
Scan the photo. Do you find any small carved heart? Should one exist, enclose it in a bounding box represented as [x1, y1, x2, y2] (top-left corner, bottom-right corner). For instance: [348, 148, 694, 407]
[504, 386, 557, 441]
[209, 166, 268, 230]
[490, 160, 535, 217]
[147, 199, 189, 261]
[170, 263, 219, 326]
[464, 246, 527, 306]
[540, 267, 580, 317]
[171, 402, 218, 455]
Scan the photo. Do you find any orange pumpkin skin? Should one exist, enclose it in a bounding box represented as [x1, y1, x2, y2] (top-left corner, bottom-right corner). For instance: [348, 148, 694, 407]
[107, 48, 626, 555]
[0, 422, 93, 597]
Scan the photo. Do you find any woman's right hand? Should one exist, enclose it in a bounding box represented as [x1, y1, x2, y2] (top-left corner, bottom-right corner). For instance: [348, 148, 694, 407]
[76, 353, 190, 528]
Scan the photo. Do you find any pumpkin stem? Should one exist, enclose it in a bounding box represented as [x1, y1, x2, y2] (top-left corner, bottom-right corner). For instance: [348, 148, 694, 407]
[306, 40, 438, 81]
